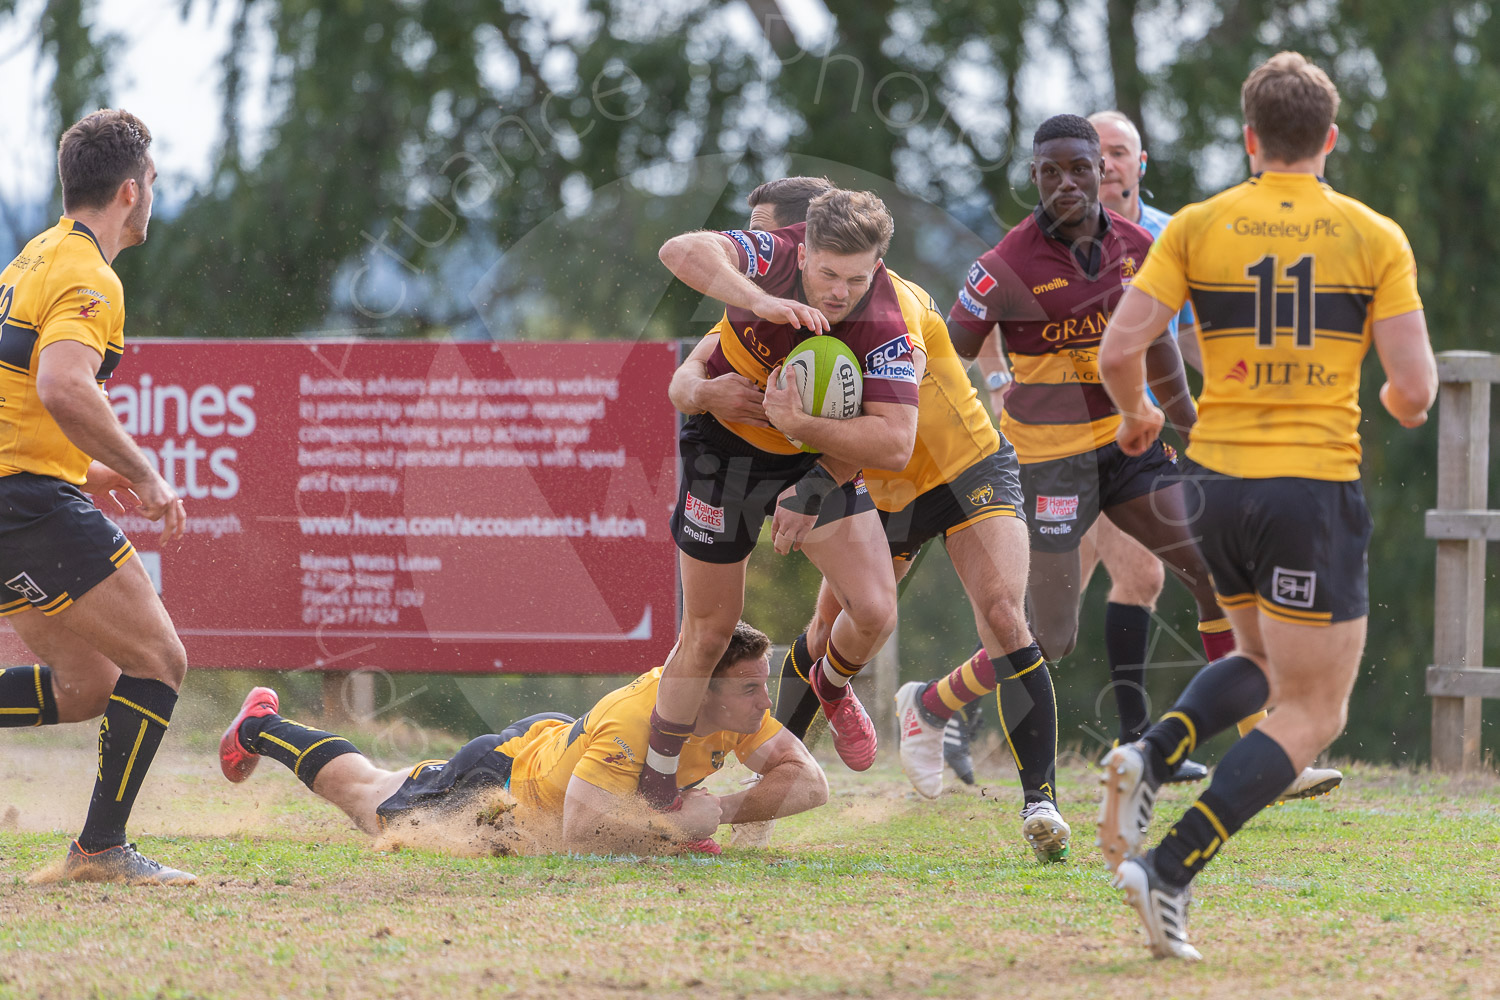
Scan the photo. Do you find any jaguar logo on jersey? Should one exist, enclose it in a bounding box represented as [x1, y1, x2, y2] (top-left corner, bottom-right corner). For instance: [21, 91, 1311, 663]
[1224, 359, 1249, 383]
[967, 261, 997, 296]
[602, 737, 637, 766]
[967, 483, 994, 507]
[1035, 494, 1079, 522]
[684, 493, 725, 533]
[1272, 567, 1317, 609]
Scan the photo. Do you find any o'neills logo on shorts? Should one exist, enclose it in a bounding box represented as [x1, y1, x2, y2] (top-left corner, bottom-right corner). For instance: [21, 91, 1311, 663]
[1035, 495, 1079, 522]
[684, 494, 725, 533]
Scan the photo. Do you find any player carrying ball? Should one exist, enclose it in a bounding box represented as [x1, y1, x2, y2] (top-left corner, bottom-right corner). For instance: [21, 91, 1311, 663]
[639, 189, 924, 809]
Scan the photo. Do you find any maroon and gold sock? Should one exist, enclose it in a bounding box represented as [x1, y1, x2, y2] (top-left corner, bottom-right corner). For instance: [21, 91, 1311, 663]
[1198, 616, 1235, 662]
[811, 639, 864, 704]
[921, 646, 995, 722]
[639, 707, 694, 809]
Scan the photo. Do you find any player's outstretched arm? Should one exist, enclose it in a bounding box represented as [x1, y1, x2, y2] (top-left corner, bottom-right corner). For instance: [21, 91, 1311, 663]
[1372, 310, 1438, 428]
[659, 231, 829, 334]
[562, 775, 721, 855]
[668, 333, 770, 427]
[1100, 286, 1177, 455]
[36, 340, 185, 542]
[717, 730, 828, 825]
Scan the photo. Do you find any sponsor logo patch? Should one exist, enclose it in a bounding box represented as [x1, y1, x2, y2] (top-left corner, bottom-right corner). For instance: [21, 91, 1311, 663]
[751, 231, 775, 275]
[1038, 523, 1072, 535]
[1032, 276, 1069, 295]
[1224, 359, 1249, 383]
[1271, 567, 1317, 609]
[4, 571, 46, 604]
[1035, 495, 1079, 522]
[724, 230, 759, 278]
[957, 288, 988, 319]
[865, 334, 913, 372]
[967, 261, 997, 296]
[684, 494, 725, 533]
[870, 360, 916, 382]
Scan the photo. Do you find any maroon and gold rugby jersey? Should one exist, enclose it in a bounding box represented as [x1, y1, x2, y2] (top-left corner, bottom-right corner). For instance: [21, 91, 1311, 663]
[948, 207, 1155, 464]
[706, 223, 920, 454]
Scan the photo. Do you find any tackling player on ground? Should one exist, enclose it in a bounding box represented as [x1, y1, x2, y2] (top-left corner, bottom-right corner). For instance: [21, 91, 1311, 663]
[219, 622, 826, 855]
[1096, 52, 1435, 960]
[0, 110, 196, 885]
[639, 190, 923, 809]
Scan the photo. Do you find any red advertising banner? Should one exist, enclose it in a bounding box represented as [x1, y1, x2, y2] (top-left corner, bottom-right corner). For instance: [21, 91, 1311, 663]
[0, 340, 681, 674]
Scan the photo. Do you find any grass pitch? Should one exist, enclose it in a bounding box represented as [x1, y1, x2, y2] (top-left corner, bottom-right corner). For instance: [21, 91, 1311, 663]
[1, 725, 1497, 1000]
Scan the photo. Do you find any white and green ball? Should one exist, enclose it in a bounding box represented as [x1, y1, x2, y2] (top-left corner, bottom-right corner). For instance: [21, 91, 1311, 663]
[777, 335, 863, 452]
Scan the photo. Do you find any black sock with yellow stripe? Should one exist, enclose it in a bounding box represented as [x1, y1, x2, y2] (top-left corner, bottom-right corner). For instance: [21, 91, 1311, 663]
[1151, 730, 1296, 888]
[0, 664, 58, 727]
[1140, 655, 1269, 785]
[239, 714, 360, 790]
[77, 675, 177, 852]
[995, 645, 1058, 805]
[774, 632, 821, 740]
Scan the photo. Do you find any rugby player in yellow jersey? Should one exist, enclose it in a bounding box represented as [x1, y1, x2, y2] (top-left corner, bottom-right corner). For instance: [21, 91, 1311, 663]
[217, 622, 827, 855]
[1096, 52, 1436, 960]
[0, 110, 197, 884]
[672, 178, 1068, 862]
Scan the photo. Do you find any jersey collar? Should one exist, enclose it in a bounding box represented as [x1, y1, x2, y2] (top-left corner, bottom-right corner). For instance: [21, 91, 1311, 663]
[60, 216, 107, 263]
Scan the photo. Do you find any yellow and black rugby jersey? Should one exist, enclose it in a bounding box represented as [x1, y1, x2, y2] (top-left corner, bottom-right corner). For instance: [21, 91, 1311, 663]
[1132, 173, 1422, 481]
[863, 272, 1000, 511]
[504, 667, 782, 816]
[0, 218, 126, 484]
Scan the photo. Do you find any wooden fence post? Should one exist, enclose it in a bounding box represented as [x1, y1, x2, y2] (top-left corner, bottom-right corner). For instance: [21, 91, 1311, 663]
[1428, 352, 1495, 772]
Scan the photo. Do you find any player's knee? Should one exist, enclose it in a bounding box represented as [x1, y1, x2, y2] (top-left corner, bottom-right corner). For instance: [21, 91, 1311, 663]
[980, 601, 1031, 652]
[1030, 612, 1078, 661]
[845, 589, 897, 641]
[1110, 563, 1165, 608]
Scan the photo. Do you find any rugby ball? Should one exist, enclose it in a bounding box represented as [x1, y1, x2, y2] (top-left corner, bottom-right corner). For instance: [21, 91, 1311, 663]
[778, 335, 863, 420]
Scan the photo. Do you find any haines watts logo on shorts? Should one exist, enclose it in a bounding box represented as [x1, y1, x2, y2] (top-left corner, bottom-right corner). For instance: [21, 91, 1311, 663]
[684, 494, 725, 533]
[1035, 495, 1079, 536]
[1035, 495, 1079, 522]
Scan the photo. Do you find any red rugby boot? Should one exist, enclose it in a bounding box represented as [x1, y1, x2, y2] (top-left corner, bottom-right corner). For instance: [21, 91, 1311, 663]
[219, 686, 279, 783]
[817, 679, 879, 771]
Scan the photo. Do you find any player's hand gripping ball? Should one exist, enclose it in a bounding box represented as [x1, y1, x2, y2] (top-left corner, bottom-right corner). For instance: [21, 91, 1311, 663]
[776, 335, 863, 452]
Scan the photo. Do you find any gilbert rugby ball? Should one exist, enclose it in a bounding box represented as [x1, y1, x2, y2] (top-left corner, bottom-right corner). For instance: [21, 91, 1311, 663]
[777, 335, 863, 452]
[779, 335, 863, 419]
